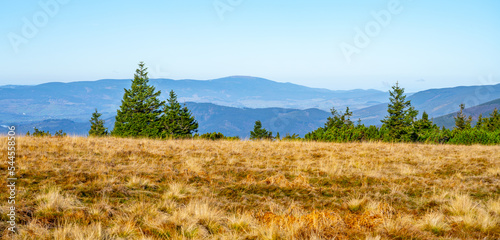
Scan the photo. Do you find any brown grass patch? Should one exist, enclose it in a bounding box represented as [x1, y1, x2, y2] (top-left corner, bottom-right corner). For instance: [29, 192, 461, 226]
[0, 136, 499, 239]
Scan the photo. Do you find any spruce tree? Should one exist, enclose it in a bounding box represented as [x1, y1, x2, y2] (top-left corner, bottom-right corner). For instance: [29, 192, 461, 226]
[413, 111, 433, 131]
[112, 62, 164, 138]
[381, 82, 418, 141]
[454, 103, 472, 131]
[89, 109, 108, 136]
[475, 114, 487, 130]
[250, 120, 272, 140]
[161, 90, 198, 138]
[412, 111, 436, 141]
[324, 107, 353, 130]
[486, 108, 500, 131]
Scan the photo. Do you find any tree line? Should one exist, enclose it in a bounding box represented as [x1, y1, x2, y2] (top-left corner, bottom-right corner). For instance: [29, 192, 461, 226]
[89, 62, 499, 145]
[251, 83, 500, 145]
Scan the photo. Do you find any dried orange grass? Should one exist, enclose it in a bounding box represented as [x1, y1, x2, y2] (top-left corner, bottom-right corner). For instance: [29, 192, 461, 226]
[0, 136, 499, 239]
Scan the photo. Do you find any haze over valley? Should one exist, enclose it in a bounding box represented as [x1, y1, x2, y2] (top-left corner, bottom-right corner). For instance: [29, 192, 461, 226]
[1, 76, 499, 137]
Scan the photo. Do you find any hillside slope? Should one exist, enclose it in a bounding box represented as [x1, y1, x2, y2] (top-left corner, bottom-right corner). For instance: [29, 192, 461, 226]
[432, 98, 500, 128]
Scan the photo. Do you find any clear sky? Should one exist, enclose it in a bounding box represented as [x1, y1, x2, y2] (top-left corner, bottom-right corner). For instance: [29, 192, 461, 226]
[1, 0, 499, 92]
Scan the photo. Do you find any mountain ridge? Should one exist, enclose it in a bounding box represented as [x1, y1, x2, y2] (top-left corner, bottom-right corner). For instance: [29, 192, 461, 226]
[352, 83, 500, 126]
[2, 76, 500, 136]
[0, 76, 388, 124]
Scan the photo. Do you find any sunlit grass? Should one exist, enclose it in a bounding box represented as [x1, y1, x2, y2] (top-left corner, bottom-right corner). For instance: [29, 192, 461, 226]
[0, 136, 499, 239]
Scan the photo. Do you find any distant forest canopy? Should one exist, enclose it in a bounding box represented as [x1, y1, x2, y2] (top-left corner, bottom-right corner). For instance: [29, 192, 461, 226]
[33, 62, 498, 145]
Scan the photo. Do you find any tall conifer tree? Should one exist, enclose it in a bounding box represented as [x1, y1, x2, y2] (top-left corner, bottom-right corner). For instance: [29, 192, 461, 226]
[381, 82, 418, 141]
[112, 62, 164, 137]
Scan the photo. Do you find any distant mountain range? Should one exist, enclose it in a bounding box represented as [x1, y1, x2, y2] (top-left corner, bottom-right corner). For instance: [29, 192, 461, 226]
[0, 76, 387, 124]
[1, 76, 499, 136]
[353, 84, 500, 126]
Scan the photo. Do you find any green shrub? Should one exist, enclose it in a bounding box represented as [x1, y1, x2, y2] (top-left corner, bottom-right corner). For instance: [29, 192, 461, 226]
[195, 132, 239, 141]
[27, 127, 51, 137]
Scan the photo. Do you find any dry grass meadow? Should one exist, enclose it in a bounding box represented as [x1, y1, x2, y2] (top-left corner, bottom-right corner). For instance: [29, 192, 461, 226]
[1, 136, 500, 239]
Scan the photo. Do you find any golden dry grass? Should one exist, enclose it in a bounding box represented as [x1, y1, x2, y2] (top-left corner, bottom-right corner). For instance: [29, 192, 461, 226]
[0, 136, 499, 239]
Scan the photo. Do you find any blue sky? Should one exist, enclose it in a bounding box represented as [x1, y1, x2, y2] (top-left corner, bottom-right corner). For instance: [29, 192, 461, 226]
[1, 0, 499, 91]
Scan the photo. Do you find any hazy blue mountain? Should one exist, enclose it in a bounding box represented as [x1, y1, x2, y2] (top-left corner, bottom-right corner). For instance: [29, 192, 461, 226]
[432, 98, 500, 129]
[353, 84, 500, 126]
[9, 103, 330, 138]
[185, 103, 330, 137]
[351, 103, 388, 127]
[152, 76, 387, 110]
[14, 119, 91, 136]
[0, 76, 387, 125]
[2, 77, 499, 136]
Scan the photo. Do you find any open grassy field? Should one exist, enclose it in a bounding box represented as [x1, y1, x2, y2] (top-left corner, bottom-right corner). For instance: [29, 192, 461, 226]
[1, 137, 499, 239]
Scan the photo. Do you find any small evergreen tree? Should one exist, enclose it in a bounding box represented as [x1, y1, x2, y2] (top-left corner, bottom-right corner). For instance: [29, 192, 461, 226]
[454, 104, 472, 131]
[475, 114, 487, 130]
[283, 133, 300, 140]
[197, 132, 224, 140]
[412, 111, 437, 141]
[112, 62, 164, 138]
[356, 118, 362, 127]
[324, 107, 354, 130]
[54, 130, 67, 137]
[161, 90, 198, 138]
[486, 108, 500, 131]
[365, 125, 381, 141]
[29, 127, 51, 137]
[89, 109, 108, 136]
[413, 112, 435, 132]
[381, 82, 418, 141]
[250, 120, 272, 140]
